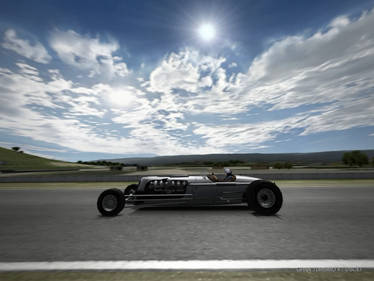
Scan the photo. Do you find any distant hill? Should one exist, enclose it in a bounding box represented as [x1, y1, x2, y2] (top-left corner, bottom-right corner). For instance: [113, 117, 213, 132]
[105, 150, 374, 166]
[0, 147, 87, 172]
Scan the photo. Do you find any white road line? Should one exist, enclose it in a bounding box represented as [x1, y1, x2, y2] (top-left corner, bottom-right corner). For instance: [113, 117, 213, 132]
[0, 260, 373, 271]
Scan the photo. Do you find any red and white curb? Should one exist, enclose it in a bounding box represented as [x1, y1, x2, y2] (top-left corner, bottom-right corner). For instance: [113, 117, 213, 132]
[0, 260, 373, 271]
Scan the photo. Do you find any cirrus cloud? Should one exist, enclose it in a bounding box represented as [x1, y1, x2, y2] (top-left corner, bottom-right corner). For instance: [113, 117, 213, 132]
[49, 30, 129, 79]
[2, 29, 51, 64]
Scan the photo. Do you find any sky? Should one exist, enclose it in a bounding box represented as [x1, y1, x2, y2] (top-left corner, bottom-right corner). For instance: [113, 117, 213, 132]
[0, 0, 374, 161]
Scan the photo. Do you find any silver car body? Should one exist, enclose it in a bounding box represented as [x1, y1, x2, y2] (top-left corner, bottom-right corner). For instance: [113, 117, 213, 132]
[125, 175, 261, 207]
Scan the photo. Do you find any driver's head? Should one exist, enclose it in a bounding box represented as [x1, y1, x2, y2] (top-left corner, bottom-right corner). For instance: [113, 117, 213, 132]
[224, 167, 232, 175]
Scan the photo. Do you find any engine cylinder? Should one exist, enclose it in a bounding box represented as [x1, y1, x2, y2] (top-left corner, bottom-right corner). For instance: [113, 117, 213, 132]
[146, 180, 187, 194]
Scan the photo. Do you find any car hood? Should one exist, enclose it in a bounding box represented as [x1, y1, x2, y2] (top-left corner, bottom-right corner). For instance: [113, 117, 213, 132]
[140, 175, 261, 183]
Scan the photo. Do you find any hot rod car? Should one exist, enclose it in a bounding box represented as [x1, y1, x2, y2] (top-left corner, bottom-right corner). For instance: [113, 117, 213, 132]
[97, 169, 283, 216]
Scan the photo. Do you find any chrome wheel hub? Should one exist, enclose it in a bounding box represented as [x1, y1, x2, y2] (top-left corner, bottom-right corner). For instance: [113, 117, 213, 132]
[257, 188, 276, 208]
[102, 194, 118, 211]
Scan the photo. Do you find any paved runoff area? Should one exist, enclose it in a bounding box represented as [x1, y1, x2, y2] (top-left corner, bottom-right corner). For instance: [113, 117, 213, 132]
[0, 182, 373, 271]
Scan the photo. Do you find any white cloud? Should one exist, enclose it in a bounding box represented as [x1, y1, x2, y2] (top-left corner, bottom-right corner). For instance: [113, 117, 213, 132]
[146, 48, 244, 115]
[0, 62, 106, 120]
[193, 115, 307, 148]
[330, 15, 350, 28]
[2, 29, 51, 63]
[148, 48, 225, 94]
[0, 66, 135, 153]
[49, 30, 129, 78]
[228, 62, 237, 68]
[95, 84, 146, 109]
[241, 9, 374, 111]
[299, 95, 374, 135]
[0, 141, 67, 153]
[0, 61, 219, 155]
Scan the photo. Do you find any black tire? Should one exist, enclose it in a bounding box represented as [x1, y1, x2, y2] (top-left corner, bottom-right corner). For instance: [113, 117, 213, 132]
[124, 184, 138, 195]
[97, 188, 125, 216]
[248, 181, 283, 215]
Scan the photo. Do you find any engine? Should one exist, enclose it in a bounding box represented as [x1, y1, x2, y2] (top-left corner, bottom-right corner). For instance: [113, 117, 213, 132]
[145, 179, 188, 194]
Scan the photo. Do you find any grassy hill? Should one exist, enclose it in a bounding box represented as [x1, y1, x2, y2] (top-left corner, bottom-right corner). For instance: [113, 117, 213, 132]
[106, 150, 374, 166]
[0, 147, 88, 172]
[2, 145, 373, 172]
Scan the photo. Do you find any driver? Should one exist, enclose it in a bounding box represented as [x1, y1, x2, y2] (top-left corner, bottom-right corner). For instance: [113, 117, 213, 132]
[208, 172, 218, 182]
[224, 167, 236, 182]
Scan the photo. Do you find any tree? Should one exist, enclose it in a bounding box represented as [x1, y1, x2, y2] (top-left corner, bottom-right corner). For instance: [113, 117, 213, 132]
[12, 147, 20, 152]
[273, 162, 293, 169]
[342, 151, 368, 167]
[342, 152, 352, 166]
[136, 165, 148, 171]
[354, 151, 368, 167]
[284, 162, 293, 169]
[110, 165, 123, 171]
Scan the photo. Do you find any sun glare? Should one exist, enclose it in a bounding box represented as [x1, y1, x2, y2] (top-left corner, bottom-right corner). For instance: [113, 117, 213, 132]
[198, 23, 216, 41]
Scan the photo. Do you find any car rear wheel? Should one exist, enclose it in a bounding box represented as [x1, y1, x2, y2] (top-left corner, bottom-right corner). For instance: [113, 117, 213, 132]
[97, 188, 125, 216]
[248, 181, 283, 215]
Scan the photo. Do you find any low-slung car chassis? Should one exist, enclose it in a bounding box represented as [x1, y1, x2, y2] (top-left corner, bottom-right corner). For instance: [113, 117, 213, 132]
[97, 171, 283, 216]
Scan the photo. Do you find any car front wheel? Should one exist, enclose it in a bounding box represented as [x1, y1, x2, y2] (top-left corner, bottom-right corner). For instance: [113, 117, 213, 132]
[248, 181, 283, 215]
[97, 188, 125, 216]
[124, 184, 138, 195]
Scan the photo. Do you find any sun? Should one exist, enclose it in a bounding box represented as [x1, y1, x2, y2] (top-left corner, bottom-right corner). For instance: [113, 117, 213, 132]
[198, 23, 216, 41]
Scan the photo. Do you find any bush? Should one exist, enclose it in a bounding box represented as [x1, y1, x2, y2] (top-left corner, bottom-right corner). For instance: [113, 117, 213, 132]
[273, 162, 293, 169]
[251, 163, 269, 170]
[110, 165, 123, 171]
[78, 160, 128, 167]
[284, 162, 293, 169]
[342, 151, 369, 167]
[136, 165, 148, 171]
[211, 160, 246, 168]
[212, 162, 225, 168]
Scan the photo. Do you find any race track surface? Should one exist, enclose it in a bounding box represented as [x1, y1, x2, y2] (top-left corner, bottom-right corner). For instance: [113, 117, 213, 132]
[0, 185, 373, 261]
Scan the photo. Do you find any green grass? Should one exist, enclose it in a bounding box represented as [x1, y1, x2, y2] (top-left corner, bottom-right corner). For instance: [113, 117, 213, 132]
[0, 182, 136, 189]
[0, 271, 372, 281]
[275, 179, 374, 187]
[0, 147, 92, 171]
[0, 168, 133, 177]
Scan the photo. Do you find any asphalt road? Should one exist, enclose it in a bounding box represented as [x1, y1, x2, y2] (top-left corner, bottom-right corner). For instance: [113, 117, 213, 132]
[0, 185, 373, 261]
